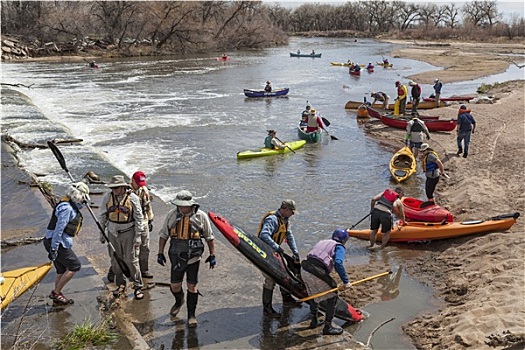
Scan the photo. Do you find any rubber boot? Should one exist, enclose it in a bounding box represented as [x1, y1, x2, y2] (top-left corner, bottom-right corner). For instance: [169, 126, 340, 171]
[170, 290, 185, 317]
[322, 297, 343, 335]
[262, 288, 281, 318]
[309, 301, 321, 329]
[187, 291, 198, 328]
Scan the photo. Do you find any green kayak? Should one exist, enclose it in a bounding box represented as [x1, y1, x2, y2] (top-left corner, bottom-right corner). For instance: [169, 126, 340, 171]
[237, 140, 306, 159]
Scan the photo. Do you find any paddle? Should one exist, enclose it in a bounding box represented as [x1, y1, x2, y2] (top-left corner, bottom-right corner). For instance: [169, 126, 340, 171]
[349, 212, 371, 230]
[319, 116, 338, 140]
[47, 141, 132, 278]
[274, 136, 296, 154]
[298, 271, 392, 303]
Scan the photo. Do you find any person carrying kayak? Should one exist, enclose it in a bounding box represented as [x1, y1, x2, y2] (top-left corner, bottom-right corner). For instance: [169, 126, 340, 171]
[369, 188, 406, 249]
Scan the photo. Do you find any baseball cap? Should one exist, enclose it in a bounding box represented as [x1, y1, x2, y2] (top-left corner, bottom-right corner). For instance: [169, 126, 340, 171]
[132, 171, 147, 187]
[281, 199, 298, 213]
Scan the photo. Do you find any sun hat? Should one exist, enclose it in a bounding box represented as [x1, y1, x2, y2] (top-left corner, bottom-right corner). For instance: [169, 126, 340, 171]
[106, 175, 130, 188]
[132, 171, 147, 187]
[420, 143, 430, 152]
[409, 81, 416, 86]
[281, 199, 298, 213]
[434, 78, 439, 83]
[309, 108, 316, 114]
[172, 190, 196, 207]
[332, 229, 349, 243]
[266, 81, 271, 84]
[72, 182, 90, 201]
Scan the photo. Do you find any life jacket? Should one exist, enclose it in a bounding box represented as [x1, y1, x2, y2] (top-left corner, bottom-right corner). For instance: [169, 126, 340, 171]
[434, 82, 443, 93]
[47, 197, 83, 237]
[376, 189, 399, 211]
[306, 239, 340, 273]
[106, 191, 134, 223]
[410, 118, 424, 132]
[257, 211, 288, 245]
[264, 136, 274, 148]
[307, 115, 319, 129]
[136, 186, 154, 221]
[169, 210, 204, 240]
[422, 150, 440, 172]
[397, 85, 407, 99]
[411, 84, 421, 98]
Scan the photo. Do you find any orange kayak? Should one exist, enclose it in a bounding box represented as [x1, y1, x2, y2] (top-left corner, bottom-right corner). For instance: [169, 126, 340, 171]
[347, 213, 519, 242]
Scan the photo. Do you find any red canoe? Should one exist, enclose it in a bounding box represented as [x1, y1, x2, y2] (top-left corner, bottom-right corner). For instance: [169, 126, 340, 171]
[380, 115, 456, 132]
[423, 96, 474, 102]
[366, 106, 439, 120]
[402, 197, 454, 223]
[350, 70, 361, 76]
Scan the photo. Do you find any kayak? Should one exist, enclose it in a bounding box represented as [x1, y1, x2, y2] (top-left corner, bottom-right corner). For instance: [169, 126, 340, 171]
[297, 127, 321, 143]
[376, 62, 393, 67]
[290, 52, 322, 58]
[423, 96, 474, 102]
[1, 262, 52, 310]
[216, 56, 230, 61]
[330, 62, 352, 66]
[237, 140, 306, 159]
[349, 70, 361, 76]
[389, 146, 416, 182]
[347, 213, 520, 242]
[345, 100, 446, 110]
[208, 212, 364, 322]
[380, 114, 457, 132]
[366, 106, 439, 120]
[244, 88, 289, 98]
[402, 197, 454, 223]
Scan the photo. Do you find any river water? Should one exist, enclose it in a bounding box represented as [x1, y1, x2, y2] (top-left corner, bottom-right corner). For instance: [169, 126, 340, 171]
[2, 36, 523, 348]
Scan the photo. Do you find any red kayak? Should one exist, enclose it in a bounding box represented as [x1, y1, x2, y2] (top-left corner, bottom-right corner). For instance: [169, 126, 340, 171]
[366, 106, 439, 120]
[402, 197, 454, 223]
[423, 96, 474, 102]
[350, 70, 361, 76]
[380, 114, 456, 132]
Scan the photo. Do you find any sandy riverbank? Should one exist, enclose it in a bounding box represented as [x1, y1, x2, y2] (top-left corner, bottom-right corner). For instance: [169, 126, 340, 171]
[357, 39, 525, 349]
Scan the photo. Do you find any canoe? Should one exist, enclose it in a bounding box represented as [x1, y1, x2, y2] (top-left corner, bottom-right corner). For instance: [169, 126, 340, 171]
[347, 212, 520, 242]
[237, 140, 306, 159]
[216, 56, 230, 61]
[423, 96, 474, 102]
[376, 62, 393, 67]
[290, 52, 322, 58]
[297, 127, 321, 143]
[402, 197, 454, 223]
[244, 88, 289, 98]
[367, 68, 374, 73]
[380, 114, 457, 132]
[389, 146, 416, 183]
[345, 100, 446, 110]
[208, 211, 364, 322]
[330, 62, 351, 66]
[349, 70, 361, 76]
[1, 262, 52, 310]
[366, 106, 440, 121]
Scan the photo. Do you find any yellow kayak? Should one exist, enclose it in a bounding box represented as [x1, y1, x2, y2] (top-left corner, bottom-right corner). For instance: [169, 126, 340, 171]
[237, 140, 306, 159]
[389, 146, 416, 182]
[1, 262, 52, 310]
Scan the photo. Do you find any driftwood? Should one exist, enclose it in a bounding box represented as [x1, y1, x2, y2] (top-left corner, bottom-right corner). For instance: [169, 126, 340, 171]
[366, 318, 395, 348]
[3, 134, 83, 149]
[1, 237, 44, 248]
[509, 59, 525, 69]
[1, 83, 35, 89]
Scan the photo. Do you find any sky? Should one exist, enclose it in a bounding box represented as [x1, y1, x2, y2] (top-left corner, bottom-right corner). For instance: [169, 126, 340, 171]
[264, 1, 525, 20]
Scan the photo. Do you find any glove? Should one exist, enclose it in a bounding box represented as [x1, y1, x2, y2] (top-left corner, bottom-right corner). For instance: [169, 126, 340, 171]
[148, 220, 153, 232]
[205, 255, 216, 269]
[275, 246, 284, 254]
[157, 253, 166, 266]
[292, 253, 300, 264]
[343, 282, 352, 289]
[48, 249, 58, 261]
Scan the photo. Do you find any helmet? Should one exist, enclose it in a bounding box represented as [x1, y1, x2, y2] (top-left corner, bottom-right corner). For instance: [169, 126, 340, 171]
[332, 229, 349, 243]
[434, 78, 439, 83]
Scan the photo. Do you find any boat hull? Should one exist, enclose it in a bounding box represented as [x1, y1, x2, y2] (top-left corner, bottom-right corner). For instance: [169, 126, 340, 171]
[423, 96, 474, 102]
[297, 127, 321, 143]
[402, 197, 454, 222]
[347, 213, 519, 242]
[208, 212, 364, 322]
[1, 262, 52, 310]
[366, 106, 439, 120]
[290, 53, 322, 58]
[380, 115, 457, 132]
[376, 62, 393, 67]
[244, 88, 289, 98]
[345, 100, 446, 110]
[389, 146, 416, 182]
[349, 70, 361, 76]
[237, 140, 306, 159]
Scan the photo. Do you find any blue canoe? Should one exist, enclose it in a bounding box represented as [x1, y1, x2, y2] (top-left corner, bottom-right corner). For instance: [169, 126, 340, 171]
[297, 126, 321, 143]
[243, 88, 289, 98]
[290, 52, 322, 58]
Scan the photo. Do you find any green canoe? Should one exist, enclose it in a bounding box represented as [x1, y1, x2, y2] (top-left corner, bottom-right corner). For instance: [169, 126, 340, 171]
[297, 127, 321, 143]
[237, 140, 306, 159]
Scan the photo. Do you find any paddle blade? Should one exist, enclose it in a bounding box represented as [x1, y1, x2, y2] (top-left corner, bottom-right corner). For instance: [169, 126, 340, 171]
[330, 135, 338, 140]
[47, 141, 68, 172]
[321, 117, 331, 126]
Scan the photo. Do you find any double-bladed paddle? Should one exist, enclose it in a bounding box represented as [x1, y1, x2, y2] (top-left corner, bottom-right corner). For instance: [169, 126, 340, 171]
[47, 141, 131, 278]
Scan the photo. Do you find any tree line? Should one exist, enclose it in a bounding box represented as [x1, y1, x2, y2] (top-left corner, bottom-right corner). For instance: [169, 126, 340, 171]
[1, 0, 523, 57]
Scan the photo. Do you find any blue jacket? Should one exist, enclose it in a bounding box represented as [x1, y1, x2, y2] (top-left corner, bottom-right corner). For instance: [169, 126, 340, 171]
[457, 112, 476, 131]
[45, 201, 83, 250]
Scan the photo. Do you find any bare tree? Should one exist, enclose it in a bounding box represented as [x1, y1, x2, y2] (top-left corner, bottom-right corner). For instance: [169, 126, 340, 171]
[463, 0, 500, 27]
[443, 3, 461, 28]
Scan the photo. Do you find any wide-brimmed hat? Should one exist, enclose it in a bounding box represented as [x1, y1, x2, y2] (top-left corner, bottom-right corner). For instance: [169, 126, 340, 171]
[172, 190, 197, 207]
[72, 182, 90, 201]
[132, 171, 147, 187]
[106, 175, 130, 188]
[309, 108, 316, 114]
[409, 81, 416, 86]
[420, 143, 430, 152]
[281, 199, 298, 213]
